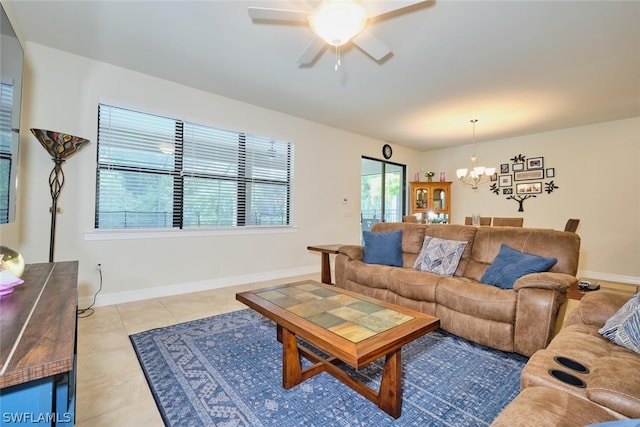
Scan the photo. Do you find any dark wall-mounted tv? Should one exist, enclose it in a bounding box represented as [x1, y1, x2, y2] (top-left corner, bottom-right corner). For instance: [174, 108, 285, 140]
[0, 3, 23, 224]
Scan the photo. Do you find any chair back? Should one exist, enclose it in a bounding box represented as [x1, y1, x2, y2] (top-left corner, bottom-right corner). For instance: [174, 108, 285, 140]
[564, 218, 580, 232]
[465, 216, 492, 226]
[402, 215, 418, 223]
[492, 217, 524, 227]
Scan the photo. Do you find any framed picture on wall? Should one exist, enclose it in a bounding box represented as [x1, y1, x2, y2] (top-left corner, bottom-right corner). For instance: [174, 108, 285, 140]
[512, 163, 524, 171]
[514, 170, 544, 181]
[503, 188, 513, 195]
[516, 182, 542, 194]
[527, 157, 544, 170]
[546, 168, 555, 178]
[500, 163, 509, 173]
[499, 175, 512, 187]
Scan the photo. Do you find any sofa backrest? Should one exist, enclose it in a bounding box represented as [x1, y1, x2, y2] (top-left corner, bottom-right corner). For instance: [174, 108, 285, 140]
[370, 222, 426, 267]
[463, 226, 581, 282]
[370, 222, 478, 276]
[368, 222, 580, 280]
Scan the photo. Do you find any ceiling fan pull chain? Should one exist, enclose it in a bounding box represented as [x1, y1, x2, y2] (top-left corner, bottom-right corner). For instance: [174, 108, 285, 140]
[334, 45, 341, 71]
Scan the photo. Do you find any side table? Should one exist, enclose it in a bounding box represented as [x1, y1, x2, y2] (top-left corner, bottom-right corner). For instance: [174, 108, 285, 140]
[307, 244, 342, 285]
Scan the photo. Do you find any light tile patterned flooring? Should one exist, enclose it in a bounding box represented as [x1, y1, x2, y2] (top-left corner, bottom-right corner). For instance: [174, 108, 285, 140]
[75, 273, 319, 427]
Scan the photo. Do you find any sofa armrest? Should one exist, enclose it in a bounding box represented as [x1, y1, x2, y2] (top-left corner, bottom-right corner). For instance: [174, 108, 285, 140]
[338, 245, 364, 261]
[513, 272, 575, 293]
[587, 355, 640, 418]
[577, 291, 634, 328]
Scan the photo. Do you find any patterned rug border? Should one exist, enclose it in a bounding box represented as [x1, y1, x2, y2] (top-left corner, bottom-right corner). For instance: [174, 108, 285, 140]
[130, 309, 528, 426]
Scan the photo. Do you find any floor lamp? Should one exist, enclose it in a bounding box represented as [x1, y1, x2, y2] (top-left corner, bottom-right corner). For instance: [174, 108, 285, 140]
[30, 129, 90, 262]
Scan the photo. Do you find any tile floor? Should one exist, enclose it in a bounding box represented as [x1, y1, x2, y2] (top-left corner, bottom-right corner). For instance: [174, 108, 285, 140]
[75, 273, 320, 427]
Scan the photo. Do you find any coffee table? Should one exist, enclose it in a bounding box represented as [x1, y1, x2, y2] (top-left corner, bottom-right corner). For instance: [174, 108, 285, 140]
[236, 280, 440, 418]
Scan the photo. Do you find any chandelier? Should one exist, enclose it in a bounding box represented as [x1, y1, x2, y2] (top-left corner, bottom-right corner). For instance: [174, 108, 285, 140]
[456, 119, 496, 189]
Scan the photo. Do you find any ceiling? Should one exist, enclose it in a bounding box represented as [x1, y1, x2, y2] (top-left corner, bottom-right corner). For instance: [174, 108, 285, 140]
[6, 0, 640, 151]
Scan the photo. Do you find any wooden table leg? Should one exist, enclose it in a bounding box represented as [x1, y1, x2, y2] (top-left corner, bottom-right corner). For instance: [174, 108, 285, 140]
[281, 327, 303, 389]
[377, 349, 402, 418]
[320, 252, 331, 284]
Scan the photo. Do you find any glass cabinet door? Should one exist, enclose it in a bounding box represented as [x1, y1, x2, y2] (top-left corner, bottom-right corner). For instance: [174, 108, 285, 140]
[415, 188, 428, 209]
[432, 188, 446, 210]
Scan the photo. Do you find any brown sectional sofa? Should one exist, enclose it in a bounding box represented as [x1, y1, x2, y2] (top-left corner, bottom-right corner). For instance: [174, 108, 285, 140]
[492, 290, 640, 425]
[335, 222, 581, 357]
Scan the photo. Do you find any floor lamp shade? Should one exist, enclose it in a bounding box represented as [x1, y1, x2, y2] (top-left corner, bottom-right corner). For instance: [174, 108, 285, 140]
[30, 129, 90, 262]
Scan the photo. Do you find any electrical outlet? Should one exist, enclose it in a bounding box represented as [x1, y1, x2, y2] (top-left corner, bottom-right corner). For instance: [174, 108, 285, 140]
[96, 263, 102, 271]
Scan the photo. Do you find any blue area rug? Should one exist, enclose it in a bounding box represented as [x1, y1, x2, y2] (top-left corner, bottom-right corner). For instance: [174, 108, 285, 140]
[130, 309, 527, 426]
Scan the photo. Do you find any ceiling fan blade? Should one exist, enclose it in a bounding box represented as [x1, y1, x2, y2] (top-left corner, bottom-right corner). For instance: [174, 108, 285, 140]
[352, 29, 391, 61]
[248, 7, 309, 22]
[363, 0, 427, 18]
[297, 37, 326, 65]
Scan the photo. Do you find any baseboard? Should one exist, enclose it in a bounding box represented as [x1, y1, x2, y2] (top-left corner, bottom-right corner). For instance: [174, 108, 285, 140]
[78, 265, 319, 308]
[577, 270, 640, 285]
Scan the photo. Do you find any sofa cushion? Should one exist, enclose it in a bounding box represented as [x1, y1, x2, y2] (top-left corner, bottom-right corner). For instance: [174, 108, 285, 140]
[344, 260, 394, 290]
[435, 276, 516, 323]
[362, 229, 403, 267]
[481, 244, 557, 289]
[599, 294, 640, 354]
[413, 236, 467, 276]
[387, 268, 442, 302]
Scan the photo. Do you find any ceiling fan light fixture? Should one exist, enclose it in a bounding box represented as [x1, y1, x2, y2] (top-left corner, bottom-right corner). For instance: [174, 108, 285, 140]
[308, 1, 367, 46]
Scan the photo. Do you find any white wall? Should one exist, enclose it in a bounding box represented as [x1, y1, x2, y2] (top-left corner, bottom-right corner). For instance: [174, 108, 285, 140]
[5, 42, 424, 305]
[3, 41, 638, 307]
[420, 117, 640, 280]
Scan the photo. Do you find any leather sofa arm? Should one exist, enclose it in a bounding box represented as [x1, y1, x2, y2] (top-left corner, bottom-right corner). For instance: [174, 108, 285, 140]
[512, 273, 575, 356]
[587, 355, 640, 418]
[338, 245, 364, 261]
[577, 291, 634, 328]
[513, 272, 575, 293]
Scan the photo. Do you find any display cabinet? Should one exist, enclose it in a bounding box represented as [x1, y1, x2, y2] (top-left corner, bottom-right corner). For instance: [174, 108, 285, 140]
[409, 181, 451, 223]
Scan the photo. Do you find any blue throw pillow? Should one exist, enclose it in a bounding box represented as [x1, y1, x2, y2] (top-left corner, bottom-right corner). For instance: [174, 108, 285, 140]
[481, 244, 557, 289]
[362, 230, 403, 267]
[599, 294, 640, 354]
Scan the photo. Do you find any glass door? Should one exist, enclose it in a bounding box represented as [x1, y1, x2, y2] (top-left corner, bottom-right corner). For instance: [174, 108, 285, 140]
[361, 157, 406, 236]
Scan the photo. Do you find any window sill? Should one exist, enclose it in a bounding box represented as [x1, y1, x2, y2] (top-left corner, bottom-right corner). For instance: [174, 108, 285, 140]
[83, 226, 298, 241]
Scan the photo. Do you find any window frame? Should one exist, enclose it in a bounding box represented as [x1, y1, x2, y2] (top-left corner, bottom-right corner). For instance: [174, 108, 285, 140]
[94, 104, 294, 231]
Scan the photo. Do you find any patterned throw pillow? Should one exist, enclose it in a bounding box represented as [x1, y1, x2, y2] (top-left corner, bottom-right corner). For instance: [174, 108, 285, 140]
[413, 236, 467, 276]
[599, 294, 640, 354]
[480, 244, 557, 289]
[362, 230, 403, 267]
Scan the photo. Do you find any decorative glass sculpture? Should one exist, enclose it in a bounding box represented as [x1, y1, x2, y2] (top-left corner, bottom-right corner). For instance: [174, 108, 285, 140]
[0, 246, 24, 295]
[0, 245, 25, 277]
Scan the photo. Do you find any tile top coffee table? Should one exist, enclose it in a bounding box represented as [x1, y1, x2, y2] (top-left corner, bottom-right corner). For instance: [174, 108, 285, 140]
[236, 280, 440, 418]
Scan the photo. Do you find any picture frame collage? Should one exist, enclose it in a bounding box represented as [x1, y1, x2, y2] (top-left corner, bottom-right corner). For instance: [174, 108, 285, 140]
[497, 156, 555, 195]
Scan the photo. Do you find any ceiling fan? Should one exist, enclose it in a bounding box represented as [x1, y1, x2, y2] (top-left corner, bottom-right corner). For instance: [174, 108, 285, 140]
[248, 0, 428, 68]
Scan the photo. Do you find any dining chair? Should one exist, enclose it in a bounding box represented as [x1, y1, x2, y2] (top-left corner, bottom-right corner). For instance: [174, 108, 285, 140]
[465, 216, 492, 226]
[564, 218, 580, 232]
[492, 217, 524, 227]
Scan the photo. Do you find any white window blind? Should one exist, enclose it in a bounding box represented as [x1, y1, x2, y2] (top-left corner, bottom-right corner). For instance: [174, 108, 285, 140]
[96, 104, 293, 229]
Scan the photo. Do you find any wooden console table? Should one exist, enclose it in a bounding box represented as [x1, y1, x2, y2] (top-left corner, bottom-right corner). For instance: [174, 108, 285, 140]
[0, 261, 78, 426]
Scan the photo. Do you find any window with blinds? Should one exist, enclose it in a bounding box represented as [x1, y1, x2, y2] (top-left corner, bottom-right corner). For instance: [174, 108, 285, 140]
[96, 104, 293, 229]
[0, 83, 15, 223]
